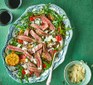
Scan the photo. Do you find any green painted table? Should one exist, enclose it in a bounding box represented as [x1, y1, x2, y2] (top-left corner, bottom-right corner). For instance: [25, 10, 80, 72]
[0, 0, 93, 85]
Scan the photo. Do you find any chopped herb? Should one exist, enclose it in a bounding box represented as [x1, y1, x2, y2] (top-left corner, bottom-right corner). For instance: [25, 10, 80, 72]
[5, 50, 12, 55]
[15, 52, 23, 55]
[43, 61, 52, 70]
[9, 38, 18, 46]
[65, 27, 73, 31]
[52, 21, 59, 28]
[24, 74, 29, 82]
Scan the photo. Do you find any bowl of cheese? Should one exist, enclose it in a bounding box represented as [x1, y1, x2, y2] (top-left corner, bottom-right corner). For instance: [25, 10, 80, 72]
[64, 61, 91, 85]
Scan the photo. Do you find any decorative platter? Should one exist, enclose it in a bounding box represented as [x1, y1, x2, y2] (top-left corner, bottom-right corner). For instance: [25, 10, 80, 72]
[2, 4, 73, 83]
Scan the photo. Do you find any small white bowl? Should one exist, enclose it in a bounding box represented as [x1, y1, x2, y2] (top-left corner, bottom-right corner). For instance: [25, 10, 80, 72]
[64, 61, 92, 85]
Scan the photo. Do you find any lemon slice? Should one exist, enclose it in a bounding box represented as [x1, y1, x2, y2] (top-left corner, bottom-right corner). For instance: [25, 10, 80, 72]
[5, 52, 19, 66]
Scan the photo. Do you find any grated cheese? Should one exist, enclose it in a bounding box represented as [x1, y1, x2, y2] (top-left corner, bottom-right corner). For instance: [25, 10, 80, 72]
[68, 64, 85, 83]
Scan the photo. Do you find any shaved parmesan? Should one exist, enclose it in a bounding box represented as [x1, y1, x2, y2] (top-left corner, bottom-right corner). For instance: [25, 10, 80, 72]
[68, 64, 85, 83]
[25, 70, 30, 74]
[17, 44, 21, 48]
[38, 65, 42, 70]
[23, 41, 28, 45]
[44, 35, 56, 42]
[22, 47, 27, 51]
[22, 64, 27, 69]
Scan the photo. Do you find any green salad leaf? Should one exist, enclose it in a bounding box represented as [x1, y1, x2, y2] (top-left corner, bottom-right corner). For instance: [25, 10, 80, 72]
[9, 38, 18, 46]
[24, 74, 29, 82]
[43, 61, 52, 70]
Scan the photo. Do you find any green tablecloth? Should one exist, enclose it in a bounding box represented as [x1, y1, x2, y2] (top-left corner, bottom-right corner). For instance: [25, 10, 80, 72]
[0, 0, 93, 85]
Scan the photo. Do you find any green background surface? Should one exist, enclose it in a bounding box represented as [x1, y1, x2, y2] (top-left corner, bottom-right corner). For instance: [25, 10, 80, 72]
[0, 0, 93, 85]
